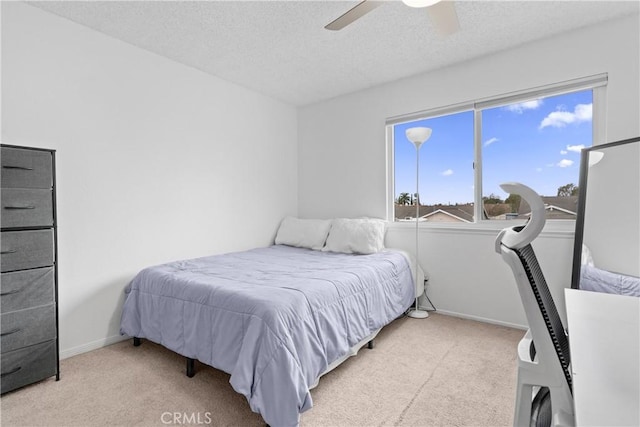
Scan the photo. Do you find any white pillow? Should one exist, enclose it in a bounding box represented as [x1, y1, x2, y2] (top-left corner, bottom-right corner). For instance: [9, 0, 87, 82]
[581, 244, 595, 266]
[323, 218, 386, 254]
[275, 217, 332, 250]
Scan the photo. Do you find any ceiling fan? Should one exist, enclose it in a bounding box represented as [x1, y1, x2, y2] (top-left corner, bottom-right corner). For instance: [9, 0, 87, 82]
[325, 0, 460, 35]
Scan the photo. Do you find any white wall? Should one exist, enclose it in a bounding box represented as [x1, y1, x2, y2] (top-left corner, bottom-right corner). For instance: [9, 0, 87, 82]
[298, 14, 640, 327]
[1, 2, 298, 357]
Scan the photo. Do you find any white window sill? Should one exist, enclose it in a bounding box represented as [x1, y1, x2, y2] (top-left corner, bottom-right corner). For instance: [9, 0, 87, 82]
[386, 219, 576, 238]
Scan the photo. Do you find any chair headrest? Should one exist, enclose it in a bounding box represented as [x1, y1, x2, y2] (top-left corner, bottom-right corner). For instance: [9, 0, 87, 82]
[495, 182, 546, 252]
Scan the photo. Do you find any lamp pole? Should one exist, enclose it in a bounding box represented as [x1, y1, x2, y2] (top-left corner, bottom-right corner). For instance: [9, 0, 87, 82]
[405, 127, 432, 319]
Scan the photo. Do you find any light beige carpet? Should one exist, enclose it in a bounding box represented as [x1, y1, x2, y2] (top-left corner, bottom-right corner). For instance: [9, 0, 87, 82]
[0, 314, 523, 426]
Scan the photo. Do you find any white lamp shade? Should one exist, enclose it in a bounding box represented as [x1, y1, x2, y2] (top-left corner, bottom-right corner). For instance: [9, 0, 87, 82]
[402, 0, 442, 8]
[588, 151, 604, 167]
[406, 127, 432, 149]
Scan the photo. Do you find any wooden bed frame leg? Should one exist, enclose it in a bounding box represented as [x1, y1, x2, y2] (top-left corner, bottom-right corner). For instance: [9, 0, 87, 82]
[186, 358, 196, 378]
[367, 339, 375, 350]
[133, 337, 141, 347]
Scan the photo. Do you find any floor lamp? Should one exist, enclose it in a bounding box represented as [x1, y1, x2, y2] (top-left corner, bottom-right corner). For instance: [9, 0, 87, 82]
[406, 126, 432, 319]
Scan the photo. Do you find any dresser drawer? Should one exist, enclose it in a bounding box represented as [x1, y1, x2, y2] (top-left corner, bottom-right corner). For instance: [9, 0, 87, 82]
[1, 304, 56, 353]
[0, 304, 56, 353]
[1, 340, 57, 394]
[1, 147, 52, 189]
[1, 230, 54, 272]
[1, 189, 53, 228]
[1, 267, 55, 313]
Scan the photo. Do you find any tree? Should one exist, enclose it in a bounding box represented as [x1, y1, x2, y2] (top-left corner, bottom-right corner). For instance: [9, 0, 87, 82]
[557, 183, 578, 197]
[396, 193, 411, 205]
[484, 203, 510, 217]
[505, 194, 521, 213]
[483, 193, 503, 204]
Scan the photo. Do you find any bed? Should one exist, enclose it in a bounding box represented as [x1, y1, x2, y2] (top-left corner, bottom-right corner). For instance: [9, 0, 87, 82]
[120, 218, 416, 427]
[580, 264, 640, 297]
[579, 245, 640, 297]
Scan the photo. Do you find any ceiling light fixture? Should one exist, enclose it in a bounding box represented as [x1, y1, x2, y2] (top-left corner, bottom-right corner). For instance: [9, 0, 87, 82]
[402, 0, 442, 8]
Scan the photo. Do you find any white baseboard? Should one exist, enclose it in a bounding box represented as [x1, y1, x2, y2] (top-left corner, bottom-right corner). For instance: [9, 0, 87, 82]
[435, 309, 527, 330]
[60, 334, 130, 360]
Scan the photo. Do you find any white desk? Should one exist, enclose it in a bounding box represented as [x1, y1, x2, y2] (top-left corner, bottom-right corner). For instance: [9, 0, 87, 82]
[565, 288, 640, 427]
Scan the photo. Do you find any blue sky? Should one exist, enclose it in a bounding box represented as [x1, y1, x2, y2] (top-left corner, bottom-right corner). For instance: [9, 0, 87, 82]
[394, 89, 593, 204]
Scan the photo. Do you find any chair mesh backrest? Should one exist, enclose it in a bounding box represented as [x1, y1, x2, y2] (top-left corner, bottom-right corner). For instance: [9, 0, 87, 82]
[514, 244, 572, 391]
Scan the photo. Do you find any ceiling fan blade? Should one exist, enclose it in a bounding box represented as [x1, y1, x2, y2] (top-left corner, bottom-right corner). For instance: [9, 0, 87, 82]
[428, 1, 460, 36]
[325, 1, 384, 31]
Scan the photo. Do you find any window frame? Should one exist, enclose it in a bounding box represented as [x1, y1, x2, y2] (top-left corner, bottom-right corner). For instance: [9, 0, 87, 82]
[386, 73, 608, 231]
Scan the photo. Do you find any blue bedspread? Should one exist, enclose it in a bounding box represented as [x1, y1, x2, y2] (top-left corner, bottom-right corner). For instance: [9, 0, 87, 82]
[120, 245, 414, 426]
[580, 264, 640, 296]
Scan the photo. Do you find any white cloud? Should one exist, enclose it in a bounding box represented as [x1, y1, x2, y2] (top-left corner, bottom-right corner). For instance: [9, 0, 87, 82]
[567, 144, 585, 153]
[505, 99, 543, 114]
[536, 167, 543, 172]
[539, 103, 592, 129]
[575, 104, 592, 120]
[557, 159, 574, 168]
[441, 169, 454, 176]
[560, 150, 568, 155]
[484, 137, 499, 147]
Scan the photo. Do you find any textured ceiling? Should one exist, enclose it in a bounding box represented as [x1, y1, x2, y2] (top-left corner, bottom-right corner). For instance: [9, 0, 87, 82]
[29, 1, 640, 106]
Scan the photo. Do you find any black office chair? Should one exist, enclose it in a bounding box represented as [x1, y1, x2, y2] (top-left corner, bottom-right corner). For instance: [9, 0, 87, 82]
[495, 183, 574, 427]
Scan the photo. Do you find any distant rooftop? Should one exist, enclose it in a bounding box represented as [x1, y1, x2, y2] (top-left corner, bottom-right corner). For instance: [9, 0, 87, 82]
[395, 196, 578, 222]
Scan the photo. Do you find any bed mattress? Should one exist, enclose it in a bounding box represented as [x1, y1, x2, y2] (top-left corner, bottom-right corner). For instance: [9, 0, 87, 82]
[120, 244, 414, 426]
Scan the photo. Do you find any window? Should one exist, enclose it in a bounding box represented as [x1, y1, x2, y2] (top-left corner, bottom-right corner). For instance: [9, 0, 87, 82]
[393, 111, 475, 223]
[388, 75, 605, 224]
[481, 90, 593, 220]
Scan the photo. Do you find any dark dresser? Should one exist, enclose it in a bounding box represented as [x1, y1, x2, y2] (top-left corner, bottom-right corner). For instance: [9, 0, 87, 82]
[1, 144, 59, 394]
